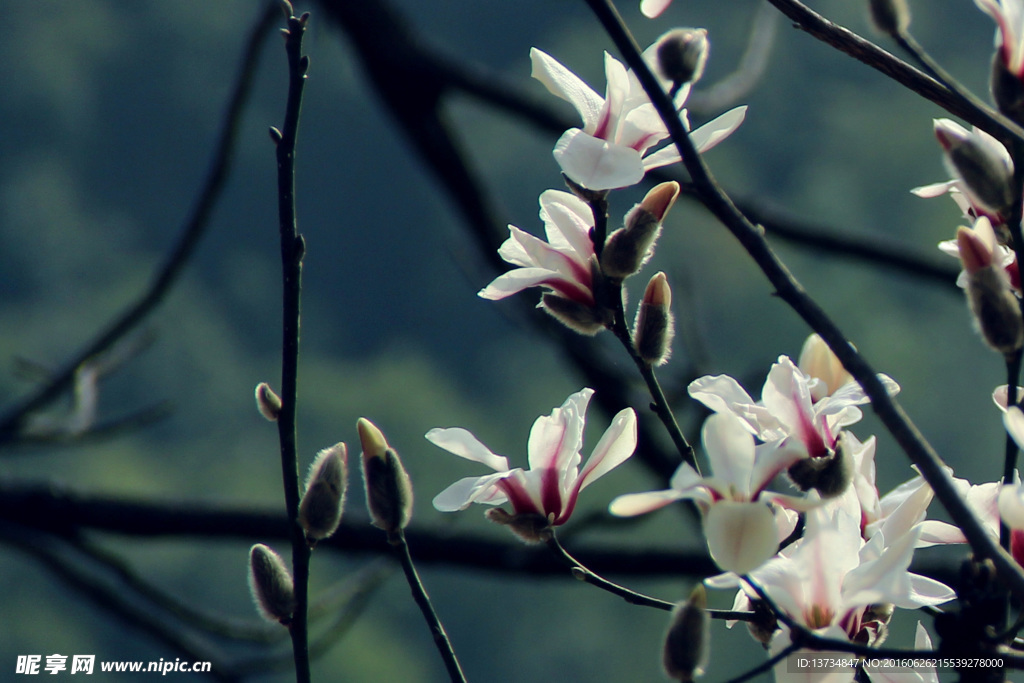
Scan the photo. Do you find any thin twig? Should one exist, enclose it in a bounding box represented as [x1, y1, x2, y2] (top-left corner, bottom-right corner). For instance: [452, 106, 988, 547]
[0, 3, 279, 446]
[389, 530, 468, 683]
[546, 531, 675, 611]
[272, 6, 312, 682]
[582, 0, 1024, 602]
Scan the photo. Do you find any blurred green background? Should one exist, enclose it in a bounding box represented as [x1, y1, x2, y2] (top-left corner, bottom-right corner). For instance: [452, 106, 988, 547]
[0, 0, 1009, 680]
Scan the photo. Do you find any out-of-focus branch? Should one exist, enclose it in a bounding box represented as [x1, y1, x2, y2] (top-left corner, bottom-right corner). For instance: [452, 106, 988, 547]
[0, 3, 280, 447]
[0, 480, 962, 586]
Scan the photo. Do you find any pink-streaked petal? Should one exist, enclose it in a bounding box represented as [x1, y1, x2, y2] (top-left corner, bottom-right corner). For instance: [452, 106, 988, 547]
[528, 388, 591, 472]
[477, 267, 587, 302]
[530, 48, 604, 131]
[608, 488, 690, 517]
[640, 0, 673, 18]
[504, 225, 590, 280]
[595, 52, 629, 141]
[554, 128, 646, 190]
[432, 472, 512, 511]
[425, 427, 509, 472]
[749, 441, 806, 497]
[577, 408, 637, 491]
[704, 501, 779, 574]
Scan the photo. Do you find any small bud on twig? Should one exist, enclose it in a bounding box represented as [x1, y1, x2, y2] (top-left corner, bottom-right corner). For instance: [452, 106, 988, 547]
[633, 272, 675, 366]
[358, 418, 414, 535]
[248, 544, 295, 625]
[255, 382, 282, 422]
[299, 443, 348, 546]
[655, 29, 709, 96]
[601, 182, 679, 280]
[868, 0, 910, 37]
[934, 119, 1014, 215]
[663, 585, 710, 682]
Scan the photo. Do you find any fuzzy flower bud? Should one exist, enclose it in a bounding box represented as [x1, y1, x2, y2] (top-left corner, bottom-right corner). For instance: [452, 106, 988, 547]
[358, 418, 414, 535]
[957, 225, 1024, 354]
[298, 443, 348, 546]
[485, 508, 552, 544]
[601, 181, 680, 279]
[655, 29, 709, 91]
[786, 431, 853, 498]
[255, 382, 282, 422]
[663, 585, 710, 682]
[867, 0, 909, 36]
[992, 54, 1024, 126]
[248, 544, 295, 625]
[934, 119, 1014, 215]
[633, 272, 675, 366]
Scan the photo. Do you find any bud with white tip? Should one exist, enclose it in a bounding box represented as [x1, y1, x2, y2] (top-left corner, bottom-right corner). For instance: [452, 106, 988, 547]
[358, 418, 414, 535]
[958, 222, 1024, 354]
[298, 443, 348, 546]
[248, 544, 295, 625]
[663, 584, 710, 682]
[255, 382, 283, 422]
[868, 0, 909, 37]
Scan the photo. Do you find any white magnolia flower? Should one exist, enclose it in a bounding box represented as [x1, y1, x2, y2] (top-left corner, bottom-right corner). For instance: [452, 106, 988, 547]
[610, 412, 809, 573]
[530, 44, 745, 190]
[427, 388, 636, 531]
[688, 356, 898, 462]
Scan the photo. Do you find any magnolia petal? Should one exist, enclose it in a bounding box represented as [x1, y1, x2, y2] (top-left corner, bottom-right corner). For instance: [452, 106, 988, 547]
[539, 190, 595, 258]
[608, 488, 689, 517]
[478, 266, 591, 303]
[898, 573, 956, 609]
[690, 105, 748, 154]
[640, 0, 673, 18]
[916, 519, 966, 546]
[529, 48, 604, 130]
[911, 179, 958, 198]
[554, 128, 646, 190]
[1005, 406, 1024, 451]
[577, 408, 637, 491]
[425, 427, 509, 472]
[528, 388, 591, 472]
[999, 483, 1024, 529]
[432, 472, 511, 511]
[702, 412, 756, 494]
[704, 501, 778, 574]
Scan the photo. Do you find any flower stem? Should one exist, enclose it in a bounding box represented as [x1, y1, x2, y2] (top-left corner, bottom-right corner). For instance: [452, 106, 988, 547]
[274, 7, 312, 682]
[546, 531, 674, 610]
[388, 530, 468, 683]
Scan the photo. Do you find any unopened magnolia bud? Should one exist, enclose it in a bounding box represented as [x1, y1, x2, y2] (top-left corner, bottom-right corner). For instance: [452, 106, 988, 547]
[541, 293, 608, 335]
[935, 119, 1014, 214]
[299, 443, 348, 545]
[358, 418, 413, 534]
[634, 272, 675, 366]
[600, 182, 679, 280]
[255, 382, 282, 422]
[655, 29, 709, 89]
[966, 264, 1024, 354]
[663, 585, 710, 682]
[485, 508, 552, 543]
[992, 54, 1024, 125]
[797, 334, 852, 398]
[868, 0, 909, 36]
[248, 544, 295, 625]
[786, 433, 852, 498]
